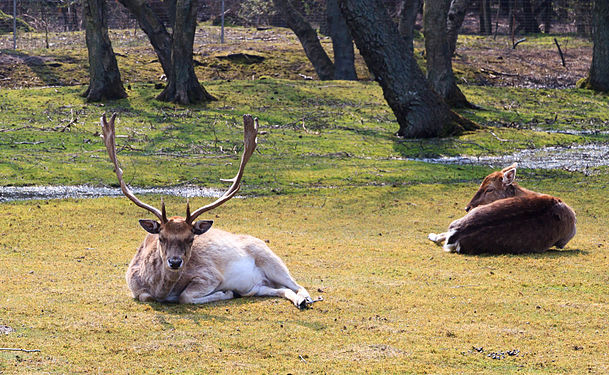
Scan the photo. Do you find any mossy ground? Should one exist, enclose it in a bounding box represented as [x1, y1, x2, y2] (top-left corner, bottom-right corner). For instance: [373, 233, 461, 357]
[1, 26, 609, 374]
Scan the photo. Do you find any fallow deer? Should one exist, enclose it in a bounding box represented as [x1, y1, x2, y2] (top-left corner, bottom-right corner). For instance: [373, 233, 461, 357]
[101, 113, 314, 308]
[428, 163, 576, 254]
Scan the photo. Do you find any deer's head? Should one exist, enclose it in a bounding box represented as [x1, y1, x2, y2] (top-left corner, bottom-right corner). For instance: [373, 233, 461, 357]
[465, 163, 518, 212]
[101, 113, 258, 272]
[139, 202, 213, 271]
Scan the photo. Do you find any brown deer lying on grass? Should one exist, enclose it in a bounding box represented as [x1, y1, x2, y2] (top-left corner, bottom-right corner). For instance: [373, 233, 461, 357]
[101, 114, 314, 308]
[428, 164, 576, 254]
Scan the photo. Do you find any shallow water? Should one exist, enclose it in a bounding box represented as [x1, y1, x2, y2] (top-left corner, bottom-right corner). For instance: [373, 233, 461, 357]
[412, 143, 609, 172]
[0, 185, 223, 203]
[2, 144, 608, 202]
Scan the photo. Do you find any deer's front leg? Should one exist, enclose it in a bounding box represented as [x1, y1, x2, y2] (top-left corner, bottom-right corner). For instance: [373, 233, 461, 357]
[178, 278, 234, 304]
[428, 232, 447, 245]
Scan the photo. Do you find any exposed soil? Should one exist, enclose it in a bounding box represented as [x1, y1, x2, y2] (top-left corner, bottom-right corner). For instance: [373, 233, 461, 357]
[0, 25, 593, 90]
[455, 39, 591, 89]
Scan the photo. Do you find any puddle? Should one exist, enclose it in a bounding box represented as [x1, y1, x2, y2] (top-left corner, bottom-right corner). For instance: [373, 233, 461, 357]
[0, 185, 223, 203]
[412, 143, 609, 172]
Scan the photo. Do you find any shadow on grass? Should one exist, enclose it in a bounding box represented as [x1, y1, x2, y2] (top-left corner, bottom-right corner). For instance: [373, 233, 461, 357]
[3, 50, 64, 86]
[464, 248, 587, 258]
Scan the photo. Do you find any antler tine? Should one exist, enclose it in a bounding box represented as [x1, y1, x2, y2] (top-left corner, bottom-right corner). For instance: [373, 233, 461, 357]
[101, 113, 165, 223]
[187, 114, 259, 223]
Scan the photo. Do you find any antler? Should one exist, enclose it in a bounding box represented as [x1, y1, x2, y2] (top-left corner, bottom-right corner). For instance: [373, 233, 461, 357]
[187, 114, 259, 223]
[101, 113, 166, 223]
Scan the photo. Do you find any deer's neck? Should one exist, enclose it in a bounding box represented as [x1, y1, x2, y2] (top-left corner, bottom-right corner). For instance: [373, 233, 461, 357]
[511, 183, 539, 197]
[148, 243, 183, 300]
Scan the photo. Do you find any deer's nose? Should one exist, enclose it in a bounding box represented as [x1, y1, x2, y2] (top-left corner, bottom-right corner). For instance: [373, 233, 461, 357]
[168, 257, 183, 269]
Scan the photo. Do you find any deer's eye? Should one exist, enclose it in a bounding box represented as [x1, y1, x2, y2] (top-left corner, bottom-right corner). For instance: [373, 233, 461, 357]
[486, 188, 494, 193]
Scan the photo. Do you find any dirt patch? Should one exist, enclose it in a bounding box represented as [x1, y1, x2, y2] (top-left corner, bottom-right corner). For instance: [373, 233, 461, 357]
[456, 43, 591, 89]
[0, 325, 15, 334]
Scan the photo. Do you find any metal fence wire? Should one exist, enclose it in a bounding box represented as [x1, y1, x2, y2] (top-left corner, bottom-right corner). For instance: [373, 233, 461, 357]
[0, 0, 594, 51]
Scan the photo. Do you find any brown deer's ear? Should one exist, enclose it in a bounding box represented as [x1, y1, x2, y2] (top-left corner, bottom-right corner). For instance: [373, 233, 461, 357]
[502, 165, 517, 185]
[139, 219, 161, 234]
[193, 220, 213, 235]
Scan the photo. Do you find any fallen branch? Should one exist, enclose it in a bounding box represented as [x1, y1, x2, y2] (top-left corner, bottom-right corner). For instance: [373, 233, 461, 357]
[554, 38, 566, 67]
[480, 67, 518, 77]
[512, 38, 526, 49]
[0, 348, 41, 353]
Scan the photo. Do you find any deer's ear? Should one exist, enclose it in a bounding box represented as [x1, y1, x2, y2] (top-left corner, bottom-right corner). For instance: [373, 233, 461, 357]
[502, 166, 517, 185]
[193, 220, 213, 235]
[139, 219, 161, 234]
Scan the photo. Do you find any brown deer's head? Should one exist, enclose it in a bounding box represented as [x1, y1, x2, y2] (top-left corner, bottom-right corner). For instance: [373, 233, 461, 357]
[101, 113, 258, 272]
[465, 163, 518, 212]
[138, 201, 213, 271]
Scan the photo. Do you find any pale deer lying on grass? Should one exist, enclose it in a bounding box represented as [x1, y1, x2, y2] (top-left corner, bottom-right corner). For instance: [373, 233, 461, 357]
[101, 114, 314, 308]
[428, 164, 576, 254]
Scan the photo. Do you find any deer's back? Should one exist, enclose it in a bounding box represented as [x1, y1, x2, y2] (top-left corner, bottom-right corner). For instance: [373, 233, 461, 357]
[447, 194, 576, 254]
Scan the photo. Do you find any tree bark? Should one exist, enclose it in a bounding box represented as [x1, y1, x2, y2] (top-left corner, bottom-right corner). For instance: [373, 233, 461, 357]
[424, 0, 471, 108]
[156, 0, 215, 104]
[82, 0, 127, 102]
[479, 0, 492, 34]
[447, 0, 468, 56]
[118, 0, 214, 104]
[582, 0, 609, 92]
[273, 0, 335, 80]
[338, 0, 478, 138]
[117, 0, 173, 76]
[398, 0, 422, 54]
[520, 0, 540, 33]
[326, 0, 357, 80]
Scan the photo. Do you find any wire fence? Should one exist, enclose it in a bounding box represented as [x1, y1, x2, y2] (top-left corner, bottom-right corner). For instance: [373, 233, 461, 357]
[0, 0, 594, 51]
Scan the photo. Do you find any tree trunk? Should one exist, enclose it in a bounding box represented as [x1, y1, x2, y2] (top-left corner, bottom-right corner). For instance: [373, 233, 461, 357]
[326, 0, 357, 80]
[582, 0, 609, 92]
[156, 0, 215, 104]
[338, 0, 478, 138]
[82, 0, 127, 102]
[119, 0, 215, 104]
[424, 0, 471, 108]
[575, 0, 592, 37]
[479, 0, 492, 34]
[273, 0, 335, 80]
[398, 0, 422, 54]
[521, 0, 540, 33]
[538, 0, 552, 33]
[117, 0, 173, 76]
[447, 0, 468, 56]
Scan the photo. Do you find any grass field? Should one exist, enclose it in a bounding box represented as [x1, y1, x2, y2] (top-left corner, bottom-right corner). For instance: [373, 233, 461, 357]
[1, 26, 609, 374]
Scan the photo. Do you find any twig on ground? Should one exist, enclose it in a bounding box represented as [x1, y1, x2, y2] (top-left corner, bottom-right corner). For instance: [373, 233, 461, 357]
[301, 118, 319, 135]
[554, 38, 566, 67]
[512, 38, 526, 49]
[0, 348, 41, 353]
[489, 130, 513, 142]
[480, 67, 518, 77]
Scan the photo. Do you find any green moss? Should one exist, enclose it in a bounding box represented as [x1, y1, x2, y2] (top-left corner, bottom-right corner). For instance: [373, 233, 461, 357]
[0, 9, 33, 34]
[0, 80, 607, 190]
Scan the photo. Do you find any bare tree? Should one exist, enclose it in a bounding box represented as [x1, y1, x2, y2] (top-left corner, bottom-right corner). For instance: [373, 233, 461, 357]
[118, 0, 215, 104]
[581, 0, 609, 92]
[446, 0, 468, 56]
[326, 0, 357, 80]
[423, 0, 471, 108]
[273, 0, 335, 80]
[398, 0, 422, 54]
[337, 0, 478, 138]
[82, 0, 127, 102]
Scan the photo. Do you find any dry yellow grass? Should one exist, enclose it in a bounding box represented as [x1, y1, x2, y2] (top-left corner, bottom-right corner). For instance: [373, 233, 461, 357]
[1, 179, 608, 374]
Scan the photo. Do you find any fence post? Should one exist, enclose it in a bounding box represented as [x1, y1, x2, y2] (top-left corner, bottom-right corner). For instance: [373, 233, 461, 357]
[220, 0, 224, 43]
[13, 0, 17, 49]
